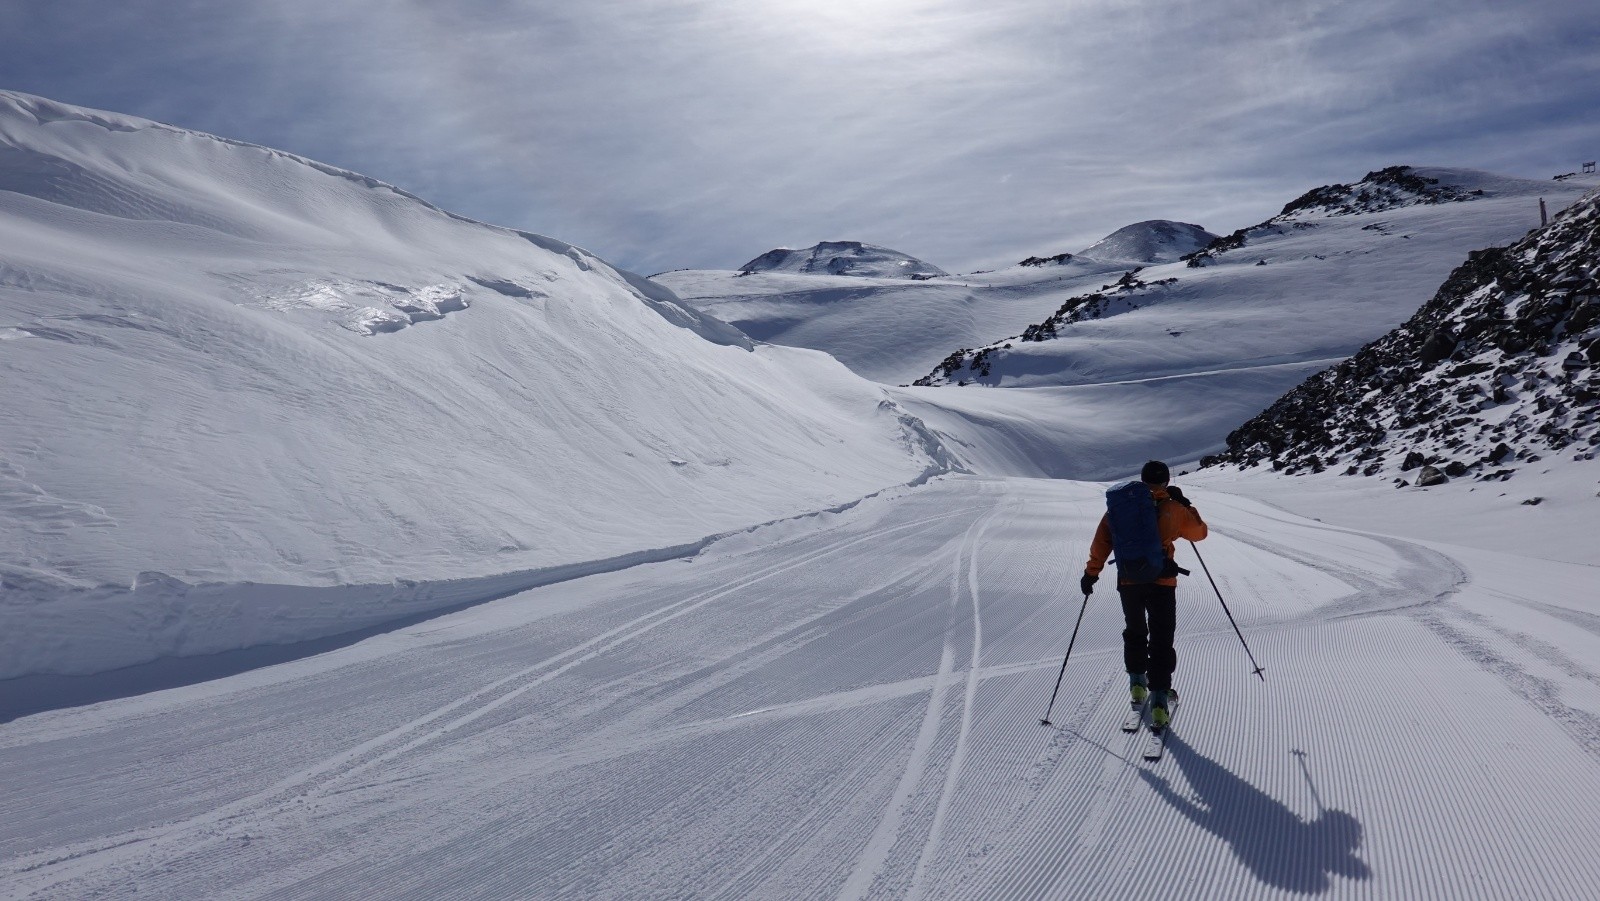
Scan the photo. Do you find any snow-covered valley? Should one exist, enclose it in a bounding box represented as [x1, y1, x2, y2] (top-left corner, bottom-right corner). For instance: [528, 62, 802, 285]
[4, 90, 1600, 901]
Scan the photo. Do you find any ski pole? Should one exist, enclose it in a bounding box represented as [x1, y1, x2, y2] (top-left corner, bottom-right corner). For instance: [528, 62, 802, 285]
[1040, 592, 1090, 725]
[1188, 540, 1266, 681]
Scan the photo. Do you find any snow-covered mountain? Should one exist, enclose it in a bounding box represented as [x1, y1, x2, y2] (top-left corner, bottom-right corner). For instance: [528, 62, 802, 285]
[1078, 219, 1218, 265]
[914, 168, 1568, 388]
[1202, 185, 1600, 485]
[0, 91, 949, 678]
[653, 227, 1194, 385]
[735, 240, 947, 279]
[892, 167, 1597, 478]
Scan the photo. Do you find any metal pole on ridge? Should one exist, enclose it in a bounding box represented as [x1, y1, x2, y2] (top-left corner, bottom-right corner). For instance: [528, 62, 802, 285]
[1188, 539, 1266, 681]
[1039, 592, 1091, 726]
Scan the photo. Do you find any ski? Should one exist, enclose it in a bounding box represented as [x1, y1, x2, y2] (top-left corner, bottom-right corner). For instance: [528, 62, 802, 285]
[1141, 726, 1166, 761]
[1142, 695, 1181, 762]
[1121, 699, 1148, 733]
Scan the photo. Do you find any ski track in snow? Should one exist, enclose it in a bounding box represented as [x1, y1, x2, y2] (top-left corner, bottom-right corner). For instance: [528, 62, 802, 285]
[904, 509, 994, 901]
[4, 504, 989, 897]
[5, 478, 1600, 899]
[834, 516, 974, 901]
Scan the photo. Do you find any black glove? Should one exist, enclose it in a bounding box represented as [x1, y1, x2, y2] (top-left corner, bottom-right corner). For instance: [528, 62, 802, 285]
[1167, 485, 1192, 507]
[1080, 572, 1098, 596]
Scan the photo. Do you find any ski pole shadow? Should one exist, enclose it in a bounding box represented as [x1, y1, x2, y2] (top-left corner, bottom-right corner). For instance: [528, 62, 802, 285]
[1139, 734, 1371, 894]
[1059, 727, 1139, 767]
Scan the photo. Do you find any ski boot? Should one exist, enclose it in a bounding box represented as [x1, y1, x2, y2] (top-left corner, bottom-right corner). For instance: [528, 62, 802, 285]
[1129, 674, 1149, 708]
[1150, 688, 1177, 731]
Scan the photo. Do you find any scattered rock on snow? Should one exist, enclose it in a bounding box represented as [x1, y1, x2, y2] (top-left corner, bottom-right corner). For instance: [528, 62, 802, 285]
[1417, 465, 1449, 486]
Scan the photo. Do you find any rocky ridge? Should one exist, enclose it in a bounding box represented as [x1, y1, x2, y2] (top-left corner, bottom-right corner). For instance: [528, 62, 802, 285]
[1018, 252, 1075, 267]
[1202, 187, 1600, 486]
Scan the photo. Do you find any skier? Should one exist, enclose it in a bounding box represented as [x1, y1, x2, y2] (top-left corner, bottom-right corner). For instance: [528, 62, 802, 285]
[1080, 460, 1207, 731]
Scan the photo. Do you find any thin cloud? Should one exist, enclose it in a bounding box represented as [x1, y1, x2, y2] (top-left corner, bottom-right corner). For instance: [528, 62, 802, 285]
[2, 0, 1595, 275]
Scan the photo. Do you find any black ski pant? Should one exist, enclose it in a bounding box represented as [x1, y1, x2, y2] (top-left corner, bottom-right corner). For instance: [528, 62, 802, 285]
[1120, 583, 1177, 694]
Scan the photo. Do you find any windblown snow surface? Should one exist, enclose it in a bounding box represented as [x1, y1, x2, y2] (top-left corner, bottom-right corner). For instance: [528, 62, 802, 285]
[4, 93, 1600, 901]
[0, 91, 945, 679]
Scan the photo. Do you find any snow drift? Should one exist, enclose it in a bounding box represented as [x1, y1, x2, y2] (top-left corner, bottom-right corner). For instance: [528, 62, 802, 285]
[0, 91, 949, 679]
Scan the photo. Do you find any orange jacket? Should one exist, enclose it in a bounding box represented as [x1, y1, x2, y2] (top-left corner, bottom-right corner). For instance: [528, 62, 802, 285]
[1085, 485, 1208, 587]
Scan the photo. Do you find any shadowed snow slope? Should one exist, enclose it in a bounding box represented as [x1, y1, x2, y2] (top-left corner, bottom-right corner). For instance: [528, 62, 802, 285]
[0, 91, 946, 678]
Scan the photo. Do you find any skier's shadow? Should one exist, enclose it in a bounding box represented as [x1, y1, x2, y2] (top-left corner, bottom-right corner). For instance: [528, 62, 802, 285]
[1140, 734, 1371, 893]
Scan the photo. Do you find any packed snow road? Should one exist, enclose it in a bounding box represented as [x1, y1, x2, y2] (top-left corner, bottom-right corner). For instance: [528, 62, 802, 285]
[4, 477, 1600, 899]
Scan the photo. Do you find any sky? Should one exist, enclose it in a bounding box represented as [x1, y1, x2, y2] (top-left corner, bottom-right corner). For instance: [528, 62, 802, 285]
[3, 0, 1597, 275]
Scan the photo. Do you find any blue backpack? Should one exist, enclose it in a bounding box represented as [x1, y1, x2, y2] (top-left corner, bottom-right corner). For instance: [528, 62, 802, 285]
[1106, 481, 1170, 584]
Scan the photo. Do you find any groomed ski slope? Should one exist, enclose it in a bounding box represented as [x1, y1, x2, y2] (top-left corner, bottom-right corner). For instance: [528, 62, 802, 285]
[6, 476, 1599, 899]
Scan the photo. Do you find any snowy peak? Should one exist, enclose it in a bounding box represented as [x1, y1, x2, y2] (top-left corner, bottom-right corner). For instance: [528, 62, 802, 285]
[1204, 187, 1600, 482]
[737, 241, 947, 279]
[1181, 165, 1502, 269]
[1078, 220, 1218, 264]
[1277, 165, 1482, 220]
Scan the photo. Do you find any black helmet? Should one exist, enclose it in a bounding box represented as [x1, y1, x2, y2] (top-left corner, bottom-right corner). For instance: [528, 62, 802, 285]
[1141, 460, 1170, 485]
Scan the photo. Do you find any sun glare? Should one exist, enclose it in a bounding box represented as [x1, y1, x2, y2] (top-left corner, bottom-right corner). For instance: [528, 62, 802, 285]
[764, 0, 951, 52]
